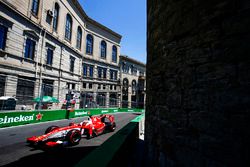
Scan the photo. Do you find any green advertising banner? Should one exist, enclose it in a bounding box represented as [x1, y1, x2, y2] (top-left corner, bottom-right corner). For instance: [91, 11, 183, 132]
[0, 110, 67, 128]
[71, 108, 120, 118]
[0, 108, 144, 128]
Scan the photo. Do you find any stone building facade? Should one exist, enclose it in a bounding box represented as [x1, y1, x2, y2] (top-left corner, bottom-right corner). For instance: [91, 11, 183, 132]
[120, 55, 146, 108]
[146, 0, 250, 166]
[0, 0, 121, 109]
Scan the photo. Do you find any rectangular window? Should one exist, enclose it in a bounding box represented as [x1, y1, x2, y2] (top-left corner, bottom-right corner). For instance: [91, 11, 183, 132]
[89, 66, 93, 77]
[0, 25, 7, 50]
[72, 83, 75, 90]
[97, 67, 107, 79]
[110, 70, 113, 80]
[16, 77, 35, 105]
[103, 68, 107, 79]
[114, 71, 117, 80]
[42, 79, 53, 96]
[31, 0, 39, 16]
[83, 82, 86, 88]
[98, 67, 102, 78]
[114, 86, 116, 90]
[110, 70, 117, 80]
[0, 75, 6, 96]
[24, 38, 36, 60]
[70, 56, 75, 73]
[89, 83, 92, 89]
[110, 85, 113, 90]
[83, 64, 87, 77]
[46, 48, 53, 65]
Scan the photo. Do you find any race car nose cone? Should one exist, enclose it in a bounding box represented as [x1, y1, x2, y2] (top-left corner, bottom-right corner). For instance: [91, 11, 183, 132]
[27, 136, 37, 141]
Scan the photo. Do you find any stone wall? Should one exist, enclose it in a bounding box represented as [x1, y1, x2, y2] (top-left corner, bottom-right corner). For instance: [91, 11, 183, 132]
[146, 0, 250, 166]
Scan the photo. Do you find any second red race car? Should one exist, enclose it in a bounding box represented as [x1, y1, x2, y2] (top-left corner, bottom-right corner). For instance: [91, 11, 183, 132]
[27, 114, 116, 148]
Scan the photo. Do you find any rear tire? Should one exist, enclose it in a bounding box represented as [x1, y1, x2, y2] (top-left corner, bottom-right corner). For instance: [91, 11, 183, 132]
[45, 126, 59, 134]
[66, 129, 81, 145]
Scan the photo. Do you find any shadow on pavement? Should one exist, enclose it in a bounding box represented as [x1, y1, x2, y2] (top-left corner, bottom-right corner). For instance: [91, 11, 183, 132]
[2, 146, 98, 167]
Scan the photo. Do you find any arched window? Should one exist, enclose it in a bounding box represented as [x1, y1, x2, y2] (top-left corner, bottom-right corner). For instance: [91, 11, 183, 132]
[112, 45, 117, 63]
[86, 34, 93, 54]
[76, 26, 82, 49]
[53, 3, 59, 31]
[65, 14, 72, 41]
[100, 40, 107, 58]
[31, 0, 39, 16]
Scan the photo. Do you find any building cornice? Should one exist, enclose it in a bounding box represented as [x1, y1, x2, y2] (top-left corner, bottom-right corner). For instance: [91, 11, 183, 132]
[120, 55, 146, 67]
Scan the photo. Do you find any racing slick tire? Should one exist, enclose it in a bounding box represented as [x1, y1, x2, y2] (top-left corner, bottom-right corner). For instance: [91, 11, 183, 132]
[110, 122, 116, 132]
[66, 129, 81, 145]
[45, 126, 60, 134]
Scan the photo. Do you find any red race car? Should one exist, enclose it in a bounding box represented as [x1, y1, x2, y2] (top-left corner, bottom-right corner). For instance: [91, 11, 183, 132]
[27, 114, 116, 148]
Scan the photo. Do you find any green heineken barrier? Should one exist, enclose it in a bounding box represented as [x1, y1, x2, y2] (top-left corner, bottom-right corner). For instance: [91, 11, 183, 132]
[0, 110, 67, 128]
[0, 108, 145, 128]
[70, 108, 120, 118]
[118, 108, 145, 113]
[70, 108, 144, 118]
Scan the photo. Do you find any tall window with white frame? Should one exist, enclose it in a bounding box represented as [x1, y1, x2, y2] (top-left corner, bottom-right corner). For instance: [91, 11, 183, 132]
[89, 65, 93, 77]
[100, 40, 107, 59]
[97, 67, 107, 79]
[0, 25, 7, 50]
[110, 70, 114, 80]
[114, 70, 117, 80]
[53, 3, 59, 32]
[98, 67, 102, 78]
[65, 14, 72, 41]
[103, 68, 107, 79]
[46, 48, 53, 66]
[110, 70, 117, 80]
[83, 64, 87, 77]
[112, 45, 117, 63]
[83, 64, 94, 78]
[76, 26, 82, 50]
[70, 56, 75, 73]
[24, 38, 36, 60]
[86, 34, 93, 55]
[31, 0, 39, 16]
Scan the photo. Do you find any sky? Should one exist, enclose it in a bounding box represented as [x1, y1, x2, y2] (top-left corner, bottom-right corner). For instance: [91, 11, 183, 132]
[79, 0, 147, 64]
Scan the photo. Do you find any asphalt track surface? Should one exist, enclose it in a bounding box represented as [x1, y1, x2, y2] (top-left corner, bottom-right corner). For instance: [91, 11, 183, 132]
[0, 112, 139, 167]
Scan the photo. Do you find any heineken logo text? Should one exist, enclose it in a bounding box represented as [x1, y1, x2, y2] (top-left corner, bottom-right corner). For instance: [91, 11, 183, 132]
[75, 111, 87, 116]
[0, 114, 35, 124]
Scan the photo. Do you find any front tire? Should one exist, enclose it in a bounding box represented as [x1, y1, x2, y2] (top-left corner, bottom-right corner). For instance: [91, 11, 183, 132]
[66, 129, 81, 145]
[45, 126, 59, 134]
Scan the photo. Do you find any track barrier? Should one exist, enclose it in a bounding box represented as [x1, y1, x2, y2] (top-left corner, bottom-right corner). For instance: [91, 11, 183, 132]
[0, 108, 144, 128]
